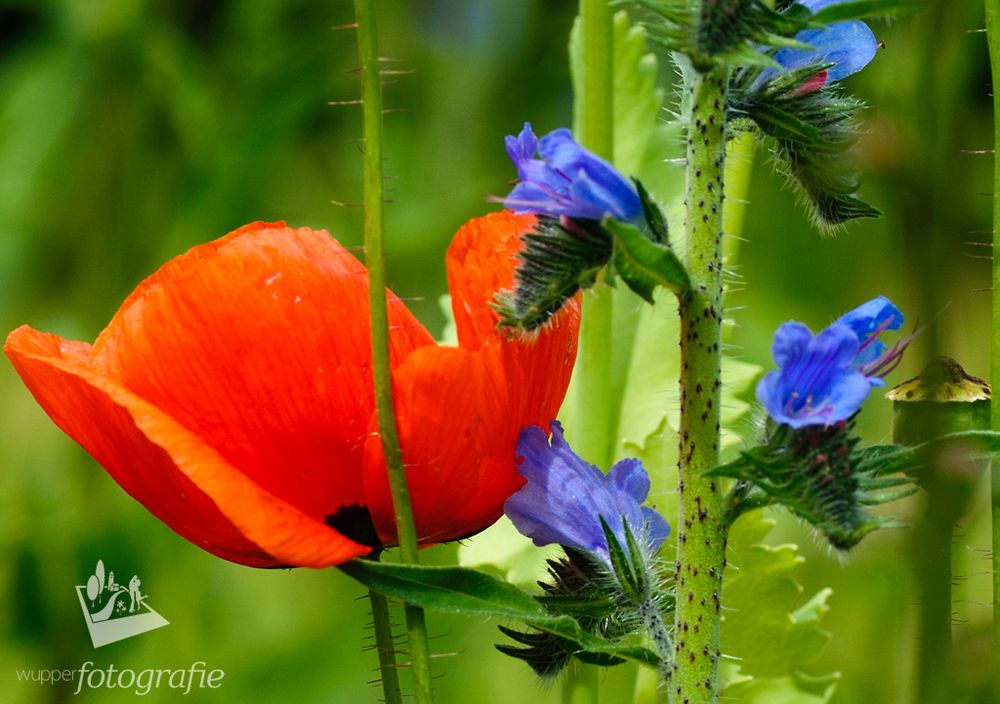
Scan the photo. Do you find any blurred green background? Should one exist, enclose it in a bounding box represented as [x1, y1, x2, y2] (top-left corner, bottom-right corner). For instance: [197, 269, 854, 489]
[0, 0, 995, 702]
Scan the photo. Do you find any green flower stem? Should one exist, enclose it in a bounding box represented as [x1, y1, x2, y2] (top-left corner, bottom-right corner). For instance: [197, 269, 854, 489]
[987, 0, 1000, 688]
[571, 0, 616, 474]
[565, 2, 614, 703]
[369, 588, 403, 704]
[912, 472, 960, 704]
[671, 67, 728, 704]
[639, 598, 674, 686]
[353, 2, 434, 702]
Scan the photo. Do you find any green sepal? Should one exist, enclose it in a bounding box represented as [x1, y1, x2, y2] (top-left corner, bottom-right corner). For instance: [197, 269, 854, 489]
[493, 217, 612, 331]
[624, 0, 696, 55]
[606, 218, 690, 303]
[635, 178, 669, 244]
[599, 516, 649, 601]
[732, 64, 881, 230]
[696, 0, 811, 65]
[810, 0, 925, 22]
[750, 101, 821, 142]
[711, 419, 910, 549]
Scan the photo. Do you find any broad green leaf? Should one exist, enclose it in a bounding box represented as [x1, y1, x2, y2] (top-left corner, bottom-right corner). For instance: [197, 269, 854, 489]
[722, 671, 839, 704]
[616, 291, 760, 467]
[339, 560, 548, 620]
[720, 512, 837, 699]
[340, 560, 660, 668]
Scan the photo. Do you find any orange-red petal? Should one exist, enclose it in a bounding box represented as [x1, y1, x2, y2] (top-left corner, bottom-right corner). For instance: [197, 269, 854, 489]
[5, 326, 370, 567]
[363, 211, 581, 544]
[88, 222, 435, 524]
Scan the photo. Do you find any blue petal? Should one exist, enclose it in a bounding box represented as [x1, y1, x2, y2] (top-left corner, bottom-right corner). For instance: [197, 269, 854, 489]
[540, 131, 642, 221]
[771, 321, 814, 368]
[758, 322, 874, 427]
[836, 295, 903, 338]
[822, 369, 876, 423]
[502, 124, 641, 223]
[505, 422, 670, 568]
[641, 507, 671, 552]
[505, 122, 539, 167]
[773, 20, 877, 83]
[608, 458, 651, 503]
[836, 295, 903, 368]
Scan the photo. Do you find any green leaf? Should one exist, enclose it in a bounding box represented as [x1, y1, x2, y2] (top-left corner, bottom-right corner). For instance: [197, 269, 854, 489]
[723, 671, 839, 704]
[340, 559, 662, 669]
[606, 218, 690, 302]
[721, 513, 837, 699]
[811, 0, 925, 23]
[339, 560, 549, 620]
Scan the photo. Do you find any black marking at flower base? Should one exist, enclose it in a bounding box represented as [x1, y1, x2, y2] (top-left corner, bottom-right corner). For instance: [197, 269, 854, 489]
[325, 504, 383, 552]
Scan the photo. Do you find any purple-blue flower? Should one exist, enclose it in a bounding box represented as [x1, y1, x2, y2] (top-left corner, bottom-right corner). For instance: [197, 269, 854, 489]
[502, 123, 643, 223]
[756, 297, 907, 428]
[756, 0, 878, 91]
[504, 421, 669, 570]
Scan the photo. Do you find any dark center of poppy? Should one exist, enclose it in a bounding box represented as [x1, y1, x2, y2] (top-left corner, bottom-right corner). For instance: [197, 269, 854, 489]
[325, 504, 382, 551]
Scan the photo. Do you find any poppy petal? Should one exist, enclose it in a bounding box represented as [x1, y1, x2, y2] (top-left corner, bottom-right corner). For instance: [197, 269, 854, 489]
[363, 211, 580, 544]
[87, 222, 435, 524]
[6, 326, 370, 567]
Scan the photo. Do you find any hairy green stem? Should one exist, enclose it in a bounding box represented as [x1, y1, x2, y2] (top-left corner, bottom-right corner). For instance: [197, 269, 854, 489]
[671, 68, 728, 704]
[353, 2, 434, 702]
[912, 472, 961, 704]
[639, 598, 674, 686]
[564, 2, 615, 703]
[369, 588, 403, 704]
[987, 0, 1000, 690]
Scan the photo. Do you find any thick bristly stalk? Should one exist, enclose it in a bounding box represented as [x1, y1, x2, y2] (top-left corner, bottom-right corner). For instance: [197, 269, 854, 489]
[672, 68, 728, 704]
[565, 1, 614, 703]
[986, 0, 1000, 689]
[354, 2, 434, 702]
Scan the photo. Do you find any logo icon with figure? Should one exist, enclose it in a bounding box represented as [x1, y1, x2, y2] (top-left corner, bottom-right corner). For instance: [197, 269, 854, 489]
[76, 559, 169, 648]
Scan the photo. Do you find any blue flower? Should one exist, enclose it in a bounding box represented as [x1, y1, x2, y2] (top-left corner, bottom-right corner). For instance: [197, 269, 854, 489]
[757, 0, 878, 91]
[504, 421, 669, 570]
[756, 297, 907, 428]
[502, 123, 643, 223]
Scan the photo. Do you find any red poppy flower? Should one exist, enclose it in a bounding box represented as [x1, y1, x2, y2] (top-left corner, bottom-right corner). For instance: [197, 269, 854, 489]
[5, 213, 579, 568]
